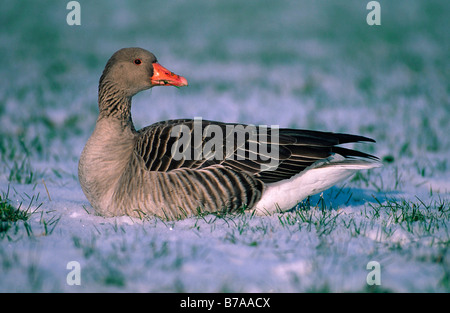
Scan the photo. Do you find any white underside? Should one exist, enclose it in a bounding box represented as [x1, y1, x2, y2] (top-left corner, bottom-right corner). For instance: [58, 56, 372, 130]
[253, 154, 381, 215]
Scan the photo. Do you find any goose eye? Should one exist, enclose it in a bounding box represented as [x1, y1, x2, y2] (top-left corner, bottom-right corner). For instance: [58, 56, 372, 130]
[134, 59, 142, 65]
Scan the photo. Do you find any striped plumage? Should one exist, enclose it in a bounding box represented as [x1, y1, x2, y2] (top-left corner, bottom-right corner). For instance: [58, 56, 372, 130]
[78, 48, 380, 219]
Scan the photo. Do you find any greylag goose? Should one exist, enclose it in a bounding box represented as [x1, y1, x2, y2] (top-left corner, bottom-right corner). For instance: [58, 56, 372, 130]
[78, 47, 380, 219]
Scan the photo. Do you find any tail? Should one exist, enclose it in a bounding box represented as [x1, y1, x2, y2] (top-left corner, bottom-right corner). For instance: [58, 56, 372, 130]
[253, 154, 382, 215]
[314, 153, 382, 170]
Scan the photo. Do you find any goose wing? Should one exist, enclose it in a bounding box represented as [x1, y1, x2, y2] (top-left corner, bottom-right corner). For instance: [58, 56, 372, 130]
[135, 119, 377, 184]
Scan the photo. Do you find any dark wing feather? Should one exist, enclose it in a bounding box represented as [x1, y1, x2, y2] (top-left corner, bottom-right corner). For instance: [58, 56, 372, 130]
[135, 119, 378, 184]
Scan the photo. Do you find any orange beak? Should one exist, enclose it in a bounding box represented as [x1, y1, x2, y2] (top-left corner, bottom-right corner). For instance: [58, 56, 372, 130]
[151, 63, 188, 87]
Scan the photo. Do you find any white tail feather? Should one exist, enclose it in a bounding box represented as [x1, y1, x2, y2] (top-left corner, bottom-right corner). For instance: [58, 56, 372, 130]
[253, 155, 381, 215]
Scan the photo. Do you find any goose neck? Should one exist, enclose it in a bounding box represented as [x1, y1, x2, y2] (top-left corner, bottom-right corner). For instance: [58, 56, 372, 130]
[98, 80, 134, 125]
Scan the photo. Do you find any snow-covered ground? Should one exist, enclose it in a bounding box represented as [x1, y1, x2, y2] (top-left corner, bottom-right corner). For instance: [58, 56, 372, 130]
[0, 0, 449, 292]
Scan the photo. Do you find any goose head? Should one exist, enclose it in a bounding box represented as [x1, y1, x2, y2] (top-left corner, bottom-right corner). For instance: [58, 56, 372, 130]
[99, 47, 188, 98]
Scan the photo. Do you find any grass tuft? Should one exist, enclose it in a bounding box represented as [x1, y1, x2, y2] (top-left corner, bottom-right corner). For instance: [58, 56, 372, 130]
[0, 190, 31, 236]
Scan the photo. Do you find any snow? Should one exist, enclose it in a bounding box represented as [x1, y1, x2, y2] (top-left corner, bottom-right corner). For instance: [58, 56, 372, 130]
[1, 0, 449, 292]
[2, 175, 448, 292]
